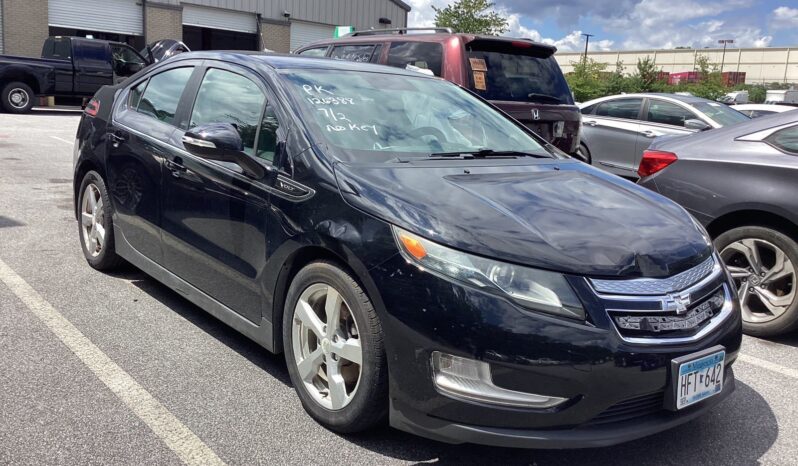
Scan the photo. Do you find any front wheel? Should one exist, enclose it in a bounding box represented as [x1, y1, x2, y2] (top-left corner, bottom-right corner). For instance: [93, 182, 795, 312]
[1, 82, 35, 113]
[717, 226, 798, 337]
[574, 143, 591, 164]
[283, 261, 388, 433]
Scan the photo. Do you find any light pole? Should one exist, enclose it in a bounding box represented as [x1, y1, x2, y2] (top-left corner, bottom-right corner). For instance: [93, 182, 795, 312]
[718, 39, 734, 73]
[582, 33, 594, 64]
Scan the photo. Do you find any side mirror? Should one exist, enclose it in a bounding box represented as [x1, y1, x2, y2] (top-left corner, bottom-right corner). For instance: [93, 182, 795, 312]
[182, 123, 266, 179]
[685, 119, 711, 131]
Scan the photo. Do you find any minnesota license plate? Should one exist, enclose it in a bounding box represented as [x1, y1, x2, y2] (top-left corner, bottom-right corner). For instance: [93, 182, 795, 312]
[674, 347, 725, 410]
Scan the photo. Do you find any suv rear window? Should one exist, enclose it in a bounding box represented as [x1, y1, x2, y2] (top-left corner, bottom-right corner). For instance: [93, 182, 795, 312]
[466, 40, 573, 105]
[386, 42, 443, 76]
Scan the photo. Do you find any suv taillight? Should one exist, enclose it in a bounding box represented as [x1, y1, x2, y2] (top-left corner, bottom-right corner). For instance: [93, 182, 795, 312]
[84, 98, 100, 117]
[638, 150, 677, 177]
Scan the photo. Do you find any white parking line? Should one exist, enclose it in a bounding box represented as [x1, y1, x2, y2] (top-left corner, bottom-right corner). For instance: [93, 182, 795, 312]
[738, 353, 798, 379]
[49, 135, 74, 146]
[0, 257, 225, 466]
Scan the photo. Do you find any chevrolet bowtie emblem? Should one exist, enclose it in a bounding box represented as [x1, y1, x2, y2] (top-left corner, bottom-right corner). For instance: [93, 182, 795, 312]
[663, 292, 692, 315]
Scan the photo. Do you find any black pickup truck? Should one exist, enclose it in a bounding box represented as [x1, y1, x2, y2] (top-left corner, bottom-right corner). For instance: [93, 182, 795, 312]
[0, 36, 187, 113]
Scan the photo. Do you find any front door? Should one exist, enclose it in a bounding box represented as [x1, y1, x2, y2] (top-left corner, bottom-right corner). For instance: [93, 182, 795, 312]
[161, 63, 281, 323]
[582, 97, 644, 177]
[636, 98, 698, 168]
[106, 64, 197, 264]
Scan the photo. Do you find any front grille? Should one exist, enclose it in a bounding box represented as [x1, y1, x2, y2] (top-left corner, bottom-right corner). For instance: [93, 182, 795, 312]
[609, 286, 726, 340]
[585, 391, 664, 426]
[590, 255, 716, 295]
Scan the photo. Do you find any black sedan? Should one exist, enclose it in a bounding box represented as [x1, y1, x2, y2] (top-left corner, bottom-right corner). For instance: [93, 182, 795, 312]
[639, 111, 798, 337]
[73, 51, 740, 448]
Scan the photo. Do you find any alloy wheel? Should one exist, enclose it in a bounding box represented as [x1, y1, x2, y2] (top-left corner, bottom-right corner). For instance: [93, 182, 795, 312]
[80, 184, 106, 257]
[292, 283, 363, 410]
[8, 88, 30, 110]
[721, 238, 796, 323]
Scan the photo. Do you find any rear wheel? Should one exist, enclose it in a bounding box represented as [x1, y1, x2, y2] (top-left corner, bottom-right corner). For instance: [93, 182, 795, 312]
[77, 171, 124, 271]
[283, 261, 388, 433]
[716, 226, 798, 337]
[574, 142, 591, 164]
[1, 82, 35, 114]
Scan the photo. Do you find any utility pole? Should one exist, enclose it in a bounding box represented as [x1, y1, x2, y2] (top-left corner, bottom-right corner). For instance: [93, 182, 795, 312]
[582, 33, 594, 64]
[718, 39, 734, 72]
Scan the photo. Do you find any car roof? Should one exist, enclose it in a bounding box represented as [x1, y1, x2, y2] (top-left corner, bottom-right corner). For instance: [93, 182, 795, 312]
[732, 104, 797, 112]
[297, 32, 557, 55]
[579, 93, 714, 108]
[166, 50, 436, 78]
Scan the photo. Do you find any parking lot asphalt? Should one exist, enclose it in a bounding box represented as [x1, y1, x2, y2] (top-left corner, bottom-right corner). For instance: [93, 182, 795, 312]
[1, 111, 797, 465]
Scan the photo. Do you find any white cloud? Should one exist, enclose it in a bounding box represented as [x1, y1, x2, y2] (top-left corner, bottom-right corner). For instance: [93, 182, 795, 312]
[772, 6, 798, 29]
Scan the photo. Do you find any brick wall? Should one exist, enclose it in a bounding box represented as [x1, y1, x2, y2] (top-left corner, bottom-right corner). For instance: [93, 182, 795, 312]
[261, 20, 290, 53]
[145, 2, 182, 44]
[2, 0, 49, 57]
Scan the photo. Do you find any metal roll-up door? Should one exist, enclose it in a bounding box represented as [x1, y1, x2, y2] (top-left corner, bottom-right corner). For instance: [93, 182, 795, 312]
[49, 0, 142, 36]
[182, 5, 257, 34]
[290, 22, 335, 52]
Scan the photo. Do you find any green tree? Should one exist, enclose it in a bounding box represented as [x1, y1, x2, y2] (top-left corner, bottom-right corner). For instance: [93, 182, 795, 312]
[566, 58, 608, 102]
[630, 56, 664, 92]
[689, 54, 725, 100]
[433, 0, 508, 35]
[604, 61, 631, 95]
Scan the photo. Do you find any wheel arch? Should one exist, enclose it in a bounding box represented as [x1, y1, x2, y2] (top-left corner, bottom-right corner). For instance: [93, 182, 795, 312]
[0, 68, 42, 94]
[268, 242, 390, 354]
[707, 209, 798, 241]
[73, 158, 104, 221]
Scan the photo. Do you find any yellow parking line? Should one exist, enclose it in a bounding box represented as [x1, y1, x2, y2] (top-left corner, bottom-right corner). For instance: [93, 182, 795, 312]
[0, 257, 226, 466]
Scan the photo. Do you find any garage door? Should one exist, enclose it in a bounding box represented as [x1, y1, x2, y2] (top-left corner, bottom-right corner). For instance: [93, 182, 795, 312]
[49, 0, 142, 36]
[183, 5, 257, 34]
[290, 22, 335, 52]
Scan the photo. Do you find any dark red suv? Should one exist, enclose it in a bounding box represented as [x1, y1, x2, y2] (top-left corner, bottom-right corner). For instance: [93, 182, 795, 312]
[294, 28, 580, 154]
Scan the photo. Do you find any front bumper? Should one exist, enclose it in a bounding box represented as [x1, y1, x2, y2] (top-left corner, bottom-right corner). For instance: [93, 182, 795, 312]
[369, 254, 743, 448]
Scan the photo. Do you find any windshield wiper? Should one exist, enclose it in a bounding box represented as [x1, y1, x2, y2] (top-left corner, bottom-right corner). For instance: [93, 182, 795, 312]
[430, 149, 552, 159]
[526, 93, 561, 104]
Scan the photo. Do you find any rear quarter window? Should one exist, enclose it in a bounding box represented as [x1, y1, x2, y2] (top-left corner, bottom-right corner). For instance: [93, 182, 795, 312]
[298, 47, 328, 57]
[766, 126, 798, 154]
[386, 42, 443, 76]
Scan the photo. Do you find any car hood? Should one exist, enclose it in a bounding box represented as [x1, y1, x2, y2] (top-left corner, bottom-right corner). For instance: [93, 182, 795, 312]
[334, 159, 711, 278]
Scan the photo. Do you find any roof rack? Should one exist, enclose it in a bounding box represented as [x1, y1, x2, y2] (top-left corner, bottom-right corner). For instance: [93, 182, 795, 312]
[347, 27, 454, 37]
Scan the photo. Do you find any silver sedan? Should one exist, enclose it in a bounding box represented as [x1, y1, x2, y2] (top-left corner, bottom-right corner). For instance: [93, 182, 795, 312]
[577, 93, 750, 178]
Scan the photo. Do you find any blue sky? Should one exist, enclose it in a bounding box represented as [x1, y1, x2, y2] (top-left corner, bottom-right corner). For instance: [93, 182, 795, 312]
[406, 0, 798, 51]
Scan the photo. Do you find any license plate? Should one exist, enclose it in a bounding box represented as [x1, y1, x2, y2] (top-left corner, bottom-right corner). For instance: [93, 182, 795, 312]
[674, 347, 725, 410]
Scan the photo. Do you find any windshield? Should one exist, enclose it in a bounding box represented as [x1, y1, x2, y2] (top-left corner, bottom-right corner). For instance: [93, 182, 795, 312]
[465, 40, 573, 105]
[692, 101, 750, 126]
[280, 69, 549, 161]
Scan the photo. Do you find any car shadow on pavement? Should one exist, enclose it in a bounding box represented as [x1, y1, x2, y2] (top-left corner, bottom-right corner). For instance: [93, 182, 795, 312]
[769, 332, 798, 348]
[117, 267, 292, 387]
[341, 381, 777, 465]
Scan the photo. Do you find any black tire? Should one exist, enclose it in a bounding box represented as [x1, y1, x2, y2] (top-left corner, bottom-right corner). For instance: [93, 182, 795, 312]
[1, 81, 35, 114]
[77, 171, 125, 271]
[575, 142, 591, 164]
[716, 226, 798, 337]
[283, 261, 388, 433]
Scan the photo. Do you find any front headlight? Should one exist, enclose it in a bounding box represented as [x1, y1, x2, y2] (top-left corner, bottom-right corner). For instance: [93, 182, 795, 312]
[392, 227, 585, 320]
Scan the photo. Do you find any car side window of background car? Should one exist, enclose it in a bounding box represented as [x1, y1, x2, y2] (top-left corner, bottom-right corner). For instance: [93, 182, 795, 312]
[136, 67, 194, 125]
[298, 47, 327, 57]
[330, 44, 377, 62]
[386, 42, 443, 76]
[647, 100, 697, 127]
[189, 68, 265, 157]
[766, 125, 798, 154]
[594, 98, 643, 120]
[580, 104, 596, 114]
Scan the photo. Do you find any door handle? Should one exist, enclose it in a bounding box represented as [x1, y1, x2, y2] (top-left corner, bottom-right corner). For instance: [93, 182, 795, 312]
[583, 120, 597, 127]
[165, 158, 187, 177]
[641, 130, 658, 138]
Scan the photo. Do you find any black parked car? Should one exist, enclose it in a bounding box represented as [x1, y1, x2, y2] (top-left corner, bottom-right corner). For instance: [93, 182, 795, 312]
[638, 111, 798, 337]
[0, 36, 187, 113]
[73, 52, 741, 448]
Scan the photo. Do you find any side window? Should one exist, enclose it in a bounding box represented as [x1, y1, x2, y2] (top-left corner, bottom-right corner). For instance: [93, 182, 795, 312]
[766, 126, 798, 154]
[580, 104, 596, 115]
[54, 40, 72, 60]
[128, 80, 147, 109]
[189, 68, 266, 157]
[330, 44, 376, 63]
[112, 45, 147, 75]
[386, 42, 443, 76]
[78, 42, 111, 66]
[370, 44, 383, 63]
[298, 47, 328, 57]
[594, 98, 643, 120]
[256, 106, 280, 162]
[137, 67, 194, 125]
[647, 100, 698, 127]
[750, 110, 773, 118]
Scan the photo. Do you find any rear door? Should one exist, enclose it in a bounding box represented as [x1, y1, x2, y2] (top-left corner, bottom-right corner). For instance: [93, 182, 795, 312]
[73, 39, 114, 95]
[107, 63, 198, 265]
[161, 61, 279, 323]
[581, 97, 644, 177]
[637, 98, 696, 167]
